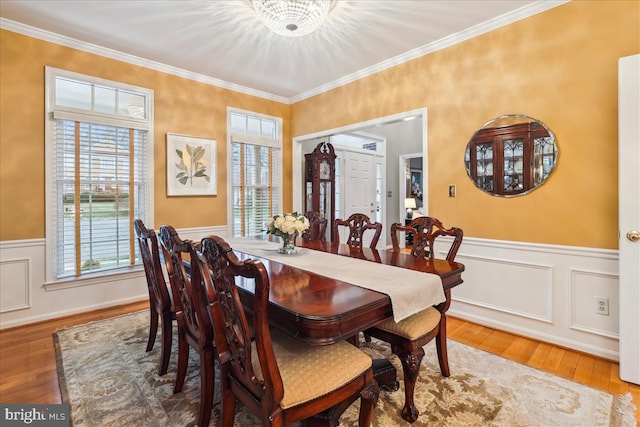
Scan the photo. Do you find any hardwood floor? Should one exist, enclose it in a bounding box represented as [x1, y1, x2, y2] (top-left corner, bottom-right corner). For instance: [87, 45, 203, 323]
[1, 301, 638, 423]
[0, 301, 149, 404]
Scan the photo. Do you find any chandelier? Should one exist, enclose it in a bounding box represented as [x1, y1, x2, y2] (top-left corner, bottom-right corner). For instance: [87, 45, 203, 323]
[251, 0, 337, 37]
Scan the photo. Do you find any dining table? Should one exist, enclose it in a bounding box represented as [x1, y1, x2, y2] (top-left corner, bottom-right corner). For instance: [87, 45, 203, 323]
[226, 237, 465, 345]
[214, 236, 465, 425]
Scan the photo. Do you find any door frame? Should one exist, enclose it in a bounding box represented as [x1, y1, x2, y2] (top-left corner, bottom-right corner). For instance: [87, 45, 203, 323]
[292, 108, 428, 228]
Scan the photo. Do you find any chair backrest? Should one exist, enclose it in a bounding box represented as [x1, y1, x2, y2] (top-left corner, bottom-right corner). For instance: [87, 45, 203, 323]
[333, 213, 382, 249]
[158, 225, 214, 348]
[133, 219, 172, 313]
[302, 210, 328, 242]
[198, 235, 284, 415]
[391, 216, 463, 262]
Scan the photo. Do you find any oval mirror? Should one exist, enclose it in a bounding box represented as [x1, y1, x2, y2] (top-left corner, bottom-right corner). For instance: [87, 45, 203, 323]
[464, 114, 558, 197]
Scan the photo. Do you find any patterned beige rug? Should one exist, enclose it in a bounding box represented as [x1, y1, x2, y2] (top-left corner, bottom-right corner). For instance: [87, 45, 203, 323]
[54, 311, 636, 426]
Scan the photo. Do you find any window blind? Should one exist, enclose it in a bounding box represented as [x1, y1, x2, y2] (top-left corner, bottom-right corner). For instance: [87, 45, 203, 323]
[231, 142, 281, 238]
[52, 120, 147, 278]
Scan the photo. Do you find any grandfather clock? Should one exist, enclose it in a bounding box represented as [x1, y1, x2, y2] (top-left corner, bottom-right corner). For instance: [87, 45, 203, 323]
[305, 141, 336, 241]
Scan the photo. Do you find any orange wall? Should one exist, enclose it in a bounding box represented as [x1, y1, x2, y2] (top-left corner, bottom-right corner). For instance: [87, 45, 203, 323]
[0, 30, 290, 240]
[1, 1, 638, 249]
[291, 0, 639, 249]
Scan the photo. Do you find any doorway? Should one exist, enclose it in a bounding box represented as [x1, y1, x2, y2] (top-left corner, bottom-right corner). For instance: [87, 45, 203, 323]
[293, 108, 427, 247]
[400, 153, 424, 221]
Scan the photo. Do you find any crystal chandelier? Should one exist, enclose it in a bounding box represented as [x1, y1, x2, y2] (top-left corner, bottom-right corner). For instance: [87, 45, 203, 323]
[251, 0, 337, 37]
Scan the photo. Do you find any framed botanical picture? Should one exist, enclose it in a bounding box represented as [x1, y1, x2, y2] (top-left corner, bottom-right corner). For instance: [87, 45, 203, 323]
[166, 133, 217, 196]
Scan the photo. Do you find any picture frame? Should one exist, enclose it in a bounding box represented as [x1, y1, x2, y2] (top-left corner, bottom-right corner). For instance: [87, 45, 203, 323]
[166, 133, 217, 196]
[410, 170, 422, 197]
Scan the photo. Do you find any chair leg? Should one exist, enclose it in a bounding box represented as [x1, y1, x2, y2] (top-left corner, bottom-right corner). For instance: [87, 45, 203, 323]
[198, 349, 215, 427]
[220, 365, 237, 427]
[358, 379, 380, 427]
[173, 330, 189, 393]
[147, 306, 158, 352]
[435, 315, 450, 377]
[394, 346, 426, 423]
[158, 313, 173, 376]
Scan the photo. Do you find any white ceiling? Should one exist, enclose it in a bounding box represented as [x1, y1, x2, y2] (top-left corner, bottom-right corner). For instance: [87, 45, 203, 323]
[0, 0, 564, 103]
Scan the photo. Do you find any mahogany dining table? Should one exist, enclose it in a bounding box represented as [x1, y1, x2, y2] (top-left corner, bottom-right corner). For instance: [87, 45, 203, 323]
[229, 238, 465, 346]
[207, 236, 466, 426]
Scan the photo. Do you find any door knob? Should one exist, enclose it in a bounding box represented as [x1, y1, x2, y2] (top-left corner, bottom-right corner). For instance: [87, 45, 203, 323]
[627, 230, 640, 242]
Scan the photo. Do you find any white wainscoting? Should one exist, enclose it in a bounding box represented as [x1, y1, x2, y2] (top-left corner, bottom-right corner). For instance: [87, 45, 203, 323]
[0, 225, 227, 329]
[447, 237, 620, 360]
[1, 230, 621, 361]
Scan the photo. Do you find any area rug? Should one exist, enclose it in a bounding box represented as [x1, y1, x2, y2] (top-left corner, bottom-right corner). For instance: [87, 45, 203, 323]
[54, 311, 636, 426]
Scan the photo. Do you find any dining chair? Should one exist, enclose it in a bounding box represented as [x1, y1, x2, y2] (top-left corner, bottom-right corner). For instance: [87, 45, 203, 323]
[157, 225, 216, 427]
[133, 219, 175, 376]
[302, 210, 328, 242]
[364, 216, 463, 423]
[198, 235, 380, 427]
[333, 213, 382, 249]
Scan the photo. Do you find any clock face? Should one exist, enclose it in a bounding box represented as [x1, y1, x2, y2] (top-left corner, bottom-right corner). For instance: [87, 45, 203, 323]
[319, 160, 331, 179]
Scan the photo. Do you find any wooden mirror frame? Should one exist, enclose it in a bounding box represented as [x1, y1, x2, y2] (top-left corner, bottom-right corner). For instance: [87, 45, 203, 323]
[464, 114, 558, 197]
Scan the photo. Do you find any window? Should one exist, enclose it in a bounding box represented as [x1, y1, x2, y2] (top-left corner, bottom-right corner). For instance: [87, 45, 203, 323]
[228, 109, 282, 238]
[45, 67, 153, 282]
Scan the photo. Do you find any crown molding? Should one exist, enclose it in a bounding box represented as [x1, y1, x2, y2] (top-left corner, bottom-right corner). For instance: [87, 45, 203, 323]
[1, 0, 568, 105]
[289, 0, 569, 103]
[0, 17, 289, 104]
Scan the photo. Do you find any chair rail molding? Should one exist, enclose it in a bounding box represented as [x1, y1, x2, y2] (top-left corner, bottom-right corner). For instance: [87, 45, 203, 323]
[0, 226, 227, 329]
[447, 236, 620, 361]
[1, 229, 621, 361]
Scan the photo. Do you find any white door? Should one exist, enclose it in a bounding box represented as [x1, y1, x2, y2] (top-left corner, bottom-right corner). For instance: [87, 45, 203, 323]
[342, 151, 378, 247]
[618, 54, 640, 385]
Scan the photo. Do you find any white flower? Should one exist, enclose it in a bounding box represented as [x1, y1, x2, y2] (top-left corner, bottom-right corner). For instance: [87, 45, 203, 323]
[274, 216, 285, 229]
[281, 218, 296, 234]
[294, 219, 307, 233]
[266, 212, 310, 237]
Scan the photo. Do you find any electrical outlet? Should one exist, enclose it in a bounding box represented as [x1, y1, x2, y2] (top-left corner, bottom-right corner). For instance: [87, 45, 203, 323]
[595, 296, 609, 316]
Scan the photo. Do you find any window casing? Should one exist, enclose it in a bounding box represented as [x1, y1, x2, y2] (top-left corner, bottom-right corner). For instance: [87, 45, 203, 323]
[228, 109, 282, 238]
[45, 67, 153, 283]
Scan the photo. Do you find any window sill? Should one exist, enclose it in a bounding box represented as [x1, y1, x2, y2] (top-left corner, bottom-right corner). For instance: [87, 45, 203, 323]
[44, 267, 145, 291]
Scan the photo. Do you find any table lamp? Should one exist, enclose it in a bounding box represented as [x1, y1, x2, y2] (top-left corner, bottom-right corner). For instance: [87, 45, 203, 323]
[405, 198, 416, 219]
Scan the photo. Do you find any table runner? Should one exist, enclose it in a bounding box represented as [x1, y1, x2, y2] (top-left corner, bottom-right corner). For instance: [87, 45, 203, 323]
[226, 237, 445, 322]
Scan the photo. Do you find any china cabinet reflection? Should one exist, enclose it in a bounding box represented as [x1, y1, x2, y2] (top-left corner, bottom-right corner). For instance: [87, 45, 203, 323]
[465, 121, 556, 196]
[305, 141, 336, 241]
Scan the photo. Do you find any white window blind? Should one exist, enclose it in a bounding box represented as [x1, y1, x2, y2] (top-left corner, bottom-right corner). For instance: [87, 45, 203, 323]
[46, 67, 153, 281]
[228, 110, 282, 238]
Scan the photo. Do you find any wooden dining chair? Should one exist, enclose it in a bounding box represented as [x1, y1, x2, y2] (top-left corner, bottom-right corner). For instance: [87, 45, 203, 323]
[157, 225, 216, 427]
[302, 210, 328, 242]
[364, 216, 463, 423]
[133, 219, 175, 376]
[333, 213, 382, 249]
[198, 235, 380, 427]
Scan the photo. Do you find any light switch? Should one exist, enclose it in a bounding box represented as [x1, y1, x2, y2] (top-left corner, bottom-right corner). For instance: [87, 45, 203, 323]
[448, 185, 456, 197]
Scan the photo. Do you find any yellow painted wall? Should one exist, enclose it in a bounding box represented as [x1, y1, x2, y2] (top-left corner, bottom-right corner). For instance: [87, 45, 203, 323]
[1, 1, 638, 249]
[0, 30, 290, 240]
[292, 0, 639, 249]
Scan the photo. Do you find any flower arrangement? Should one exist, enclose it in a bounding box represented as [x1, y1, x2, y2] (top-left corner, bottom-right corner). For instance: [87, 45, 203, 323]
[265, 213, 310, 254]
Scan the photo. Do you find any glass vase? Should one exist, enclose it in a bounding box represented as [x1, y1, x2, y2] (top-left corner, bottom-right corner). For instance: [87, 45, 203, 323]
[277, 234, 296, 254]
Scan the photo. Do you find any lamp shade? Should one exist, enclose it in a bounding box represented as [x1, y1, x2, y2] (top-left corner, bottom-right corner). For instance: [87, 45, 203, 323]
[405, 198, 417, 209]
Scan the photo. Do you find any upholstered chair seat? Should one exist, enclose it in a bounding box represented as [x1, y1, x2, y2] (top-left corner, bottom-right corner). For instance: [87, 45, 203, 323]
[252, 329, 373, 409]
[371, 306, 441, 340]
